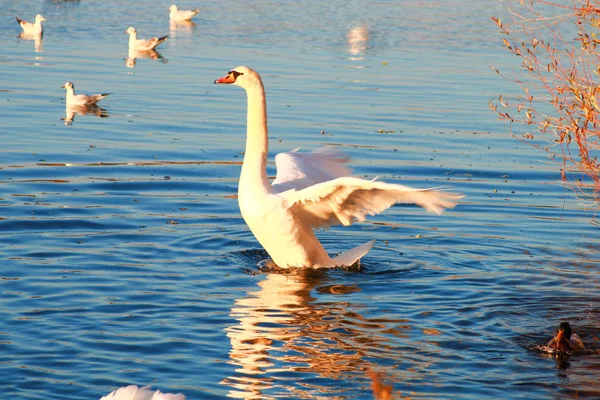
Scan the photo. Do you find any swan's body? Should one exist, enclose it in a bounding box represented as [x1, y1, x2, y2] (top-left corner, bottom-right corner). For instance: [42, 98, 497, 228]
[16, 14, 45, 36]
[100, 385, 185, 400]
[125, 27, 168, 51]
[214, 66, 462, 268]
[62, 82, 109, 107]
[169, 4, 200, 21]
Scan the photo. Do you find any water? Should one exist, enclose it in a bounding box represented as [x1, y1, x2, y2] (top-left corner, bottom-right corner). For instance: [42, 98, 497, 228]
[1, 0, 599, 399]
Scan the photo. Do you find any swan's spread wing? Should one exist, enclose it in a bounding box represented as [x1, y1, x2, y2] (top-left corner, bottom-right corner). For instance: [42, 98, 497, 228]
[280, 176, 462, 229]
[272, 147, 352, 193]
[100, 385, 185, 400]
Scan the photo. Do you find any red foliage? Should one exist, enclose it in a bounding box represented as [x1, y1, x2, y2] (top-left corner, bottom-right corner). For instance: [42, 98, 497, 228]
[492, 0, 600, 205]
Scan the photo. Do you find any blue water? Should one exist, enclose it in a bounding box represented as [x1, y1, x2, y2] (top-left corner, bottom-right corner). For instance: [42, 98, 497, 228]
[1, 0, 599, 399]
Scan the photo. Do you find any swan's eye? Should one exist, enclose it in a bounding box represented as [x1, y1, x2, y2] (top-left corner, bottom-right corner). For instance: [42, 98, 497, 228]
[231, 71, 243, 79]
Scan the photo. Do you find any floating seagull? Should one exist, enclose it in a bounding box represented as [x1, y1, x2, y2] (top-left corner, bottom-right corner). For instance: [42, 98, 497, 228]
[169, 4, 200, 21]
[100, 385, 185, 400]
[16, 14, 46, 36]
[125, 27, 168, 51]
[214, 66, 463, 268]
[62, 82, 110, 107]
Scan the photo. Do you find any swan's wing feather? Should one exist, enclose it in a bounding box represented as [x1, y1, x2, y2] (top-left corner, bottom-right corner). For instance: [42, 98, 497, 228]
[280, 176, 463, 229]
[272, 147, 352, 193]
[100, 385, 185, 400]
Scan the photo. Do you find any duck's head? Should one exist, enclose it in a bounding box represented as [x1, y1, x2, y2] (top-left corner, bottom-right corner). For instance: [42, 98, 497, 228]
[125, 27, 136, 35]
[558, 321, 573, 340]
[61, 82, 74, 90]
[214, 66, 261, 89]
[551, 321, 573, 351]
[169, 4, 178, 11]
[35, 14, 46, 22]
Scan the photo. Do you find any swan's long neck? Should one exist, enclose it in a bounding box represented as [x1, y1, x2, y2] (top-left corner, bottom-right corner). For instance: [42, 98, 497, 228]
[240, 78, 270, 194]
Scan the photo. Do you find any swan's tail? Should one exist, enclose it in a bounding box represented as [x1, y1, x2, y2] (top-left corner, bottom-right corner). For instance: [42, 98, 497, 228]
[332, 239, 375, 267]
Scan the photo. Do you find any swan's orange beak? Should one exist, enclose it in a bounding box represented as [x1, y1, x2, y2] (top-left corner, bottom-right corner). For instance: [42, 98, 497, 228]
[214, 73, 236, 84]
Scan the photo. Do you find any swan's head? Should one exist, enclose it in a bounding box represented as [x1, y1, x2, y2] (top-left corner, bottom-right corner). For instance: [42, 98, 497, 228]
[169, 4, 178, 11]
[36, 14, 46, 22]
[61, 82, 74, 90]
[125, 27, 136, 35]
[214, 66, 260, 89]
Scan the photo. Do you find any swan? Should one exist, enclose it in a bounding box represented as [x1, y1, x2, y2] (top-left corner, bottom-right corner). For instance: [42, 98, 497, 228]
[62, 82, 110, 107]
[16, 14, 46, 36]
[125, 27, 168, 51]
[100, 385, 185, 400]
[169, 4, 200, 21]
[214, 66, 463, 269]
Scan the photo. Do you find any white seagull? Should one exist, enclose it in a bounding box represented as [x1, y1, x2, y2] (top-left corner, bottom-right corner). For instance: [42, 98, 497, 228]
[169, 4, 200, 21]
[62, 82, 110, 107]
[125, 27, 168, 51]
[214, 66, 463, 269]
[16, 14, 46, 36]
[100, 385, 185, 400]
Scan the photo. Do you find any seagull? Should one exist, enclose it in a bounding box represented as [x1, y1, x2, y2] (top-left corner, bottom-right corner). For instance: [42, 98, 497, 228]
[62, 82, 110, 107]
[125, 27, 168, 51]
[16, 14, 46, 36]
[214, 66, 463, 268]
[169, 4, 200, 21]
[100, 385, 185, 400]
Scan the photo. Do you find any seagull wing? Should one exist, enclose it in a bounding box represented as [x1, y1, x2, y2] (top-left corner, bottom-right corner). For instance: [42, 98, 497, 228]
[279, 176, 463, 229]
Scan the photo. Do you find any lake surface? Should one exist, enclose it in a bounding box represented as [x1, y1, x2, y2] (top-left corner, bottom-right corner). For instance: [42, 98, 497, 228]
[1, 0, 599, 399]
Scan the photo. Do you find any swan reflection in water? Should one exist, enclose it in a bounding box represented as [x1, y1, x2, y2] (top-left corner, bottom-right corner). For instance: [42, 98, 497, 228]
[125, 49, 167, 68]
[18, 32, 44, 53]
[62, 104, 109, 125]
[221, 270, 406, 398]
[347, 25, 369, 60]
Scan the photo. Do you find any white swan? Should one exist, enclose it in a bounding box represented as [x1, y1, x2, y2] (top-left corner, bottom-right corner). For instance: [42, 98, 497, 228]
[100, 385, 185, 400]
[125, 27, 168, 51]
[169, 4, 200, 21]
[62, 82, 110, 107]
[214, 66, 463, 269]
[16, 14, 45, 36]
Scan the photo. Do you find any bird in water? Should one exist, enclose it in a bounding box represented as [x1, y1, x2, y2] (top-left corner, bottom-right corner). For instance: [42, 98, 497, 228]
[547, 321, 585, 352]
[16, 14, 46, 36]
[125, 27, 168, 51]
[62, 82, 110, 107]
[169, 4, 200, 21]
[214, 66, 463, 269]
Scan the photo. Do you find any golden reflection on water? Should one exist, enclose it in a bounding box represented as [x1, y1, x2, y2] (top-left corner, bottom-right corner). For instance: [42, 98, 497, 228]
[169, 20, 197, 38]
[18, 32, 43, 53]
[347, 26, 368, 60]
[221, 272, 411, 399]
[62, 104, 109, 125]
[125, 49, 166, 68]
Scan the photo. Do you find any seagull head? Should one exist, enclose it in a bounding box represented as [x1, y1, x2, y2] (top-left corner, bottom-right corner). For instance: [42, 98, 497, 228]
[61, 82, 74, 90]
[125, 27, 136, 35]
[214, 66, 260, 90]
